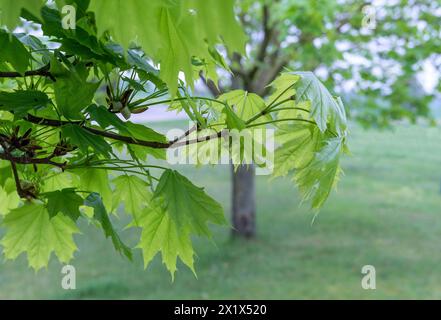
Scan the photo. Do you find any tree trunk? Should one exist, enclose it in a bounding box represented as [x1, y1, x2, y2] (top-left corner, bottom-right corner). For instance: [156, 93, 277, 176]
[231, 164, 256, 238]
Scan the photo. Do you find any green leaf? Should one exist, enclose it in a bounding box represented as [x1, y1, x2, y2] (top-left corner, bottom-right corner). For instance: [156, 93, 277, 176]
[154, 169, 227, 235]
[223, 104, 246, 130]
[273, 123, 322, 178]
[61, 124, 112, 157]
[127, 49, 159, 75]
[136, 196, 195, 279]
[0, 90, 50, 116]
[73, 168, 112, 210]
[0, 0, 44, 30]
[119, 122, 167, 160]
[113, 175, 149, 223]
[128, 144, 166, 162]
[0, 30, 32, 74]
[87, 105, 128, 133]
[40, 6, 124, 65]
[45, 188, 83, 221]
[293, 71, 346, 133]
[15, 33, 50, 61]
[52, 59, 100, 119]
[136, 169, 227, 278]
[125, 121, 167, 144]
[41, 172, 73, 193]
[89, 0, 161, 49]
[0, 180, 19, 216]
[268, 73, 300, 104]
[0, 203, 79, 271]
[294, 137, 344, 209]
[218, 90, 269, 123]
[272, 121, 347, 209]
[157, 7, 194, 95]
[89, 0, 245, 93]
[84, 192, 132, 260]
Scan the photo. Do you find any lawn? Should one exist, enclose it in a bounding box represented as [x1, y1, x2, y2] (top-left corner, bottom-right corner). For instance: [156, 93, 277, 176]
[0, 123, 441, 299]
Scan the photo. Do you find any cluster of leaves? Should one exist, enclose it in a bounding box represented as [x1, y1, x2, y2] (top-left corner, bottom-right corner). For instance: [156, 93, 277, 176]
[0, 0, 348, 276]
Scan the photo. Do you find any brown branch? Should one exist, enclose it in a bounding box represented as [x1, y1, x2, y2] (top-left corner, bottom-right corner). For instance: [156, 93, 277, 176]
[256, 5, 272, 63]
[0, 64, 55, 81]
[25, 114, 226, 150]
[199, 72, 222, 96]
[171, 125, 198, 144]
[171, 130, 227, 148]
[0, 148, 66, 169]
[9, 161, 30, 199]
[248, 5, 273, 81]
[25, 114, 172, 149]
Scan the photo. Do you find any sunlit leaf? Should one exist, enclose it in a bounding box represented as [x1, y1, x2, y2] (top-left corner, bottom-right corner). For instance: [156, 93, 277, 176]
[1, 203, 79, 270]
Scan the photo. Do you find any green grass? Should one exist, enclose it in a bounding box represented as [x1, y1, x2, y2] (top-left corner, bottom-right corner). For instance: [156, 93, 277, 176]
[1, 123, 441, 299]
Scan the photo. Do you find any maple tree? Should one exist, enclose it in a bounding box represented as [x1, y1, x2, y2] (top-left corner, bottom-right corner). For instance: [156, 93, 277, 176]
[0, 0, 348, 277]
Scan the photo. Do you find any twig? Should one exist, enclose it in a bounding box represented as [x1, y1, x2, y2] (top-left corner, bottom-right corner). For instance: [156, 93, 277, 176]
[0, 64, 55, 81]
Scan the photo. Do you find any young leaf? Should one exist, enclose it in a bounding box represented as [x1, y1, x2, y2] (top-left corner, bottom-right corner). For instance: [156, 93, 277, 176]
[136, 197, 195, 279]
[154, 169, 227, 235]
[74, 168, 112, 210]
[268, 73, 300, 104]
[0, 182, 19, 216]
[113, 175, 150, 223]
[218, 90, 269, 123]
[0, 203, 79, 271]
[137, 170, 228, 278]
[223, 104, 246, 130]
[41, 172, 73, 193]
[294, 137, 345, 209]
[125, 122, 167, 144]
[293, 71, 346, 133]
[273, 123, 322, 178]
[84, 193, 132, 260]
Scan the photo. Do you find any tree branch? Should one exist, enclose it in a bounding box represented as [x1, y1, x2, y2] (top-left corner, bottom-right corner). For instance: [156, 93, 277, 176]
[199, 72, 222, 96]
[248, 5, 273, 81]
[25, 114, 172, 149]
[0, 151, 66, 169]
[0, 64, 55, 81]
[25, 114, 226, 150]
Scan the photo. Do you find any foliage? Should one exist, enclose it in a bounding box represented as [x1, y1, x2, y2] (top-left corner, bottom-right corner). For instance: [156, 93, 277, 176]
[0, 0, 348, 276]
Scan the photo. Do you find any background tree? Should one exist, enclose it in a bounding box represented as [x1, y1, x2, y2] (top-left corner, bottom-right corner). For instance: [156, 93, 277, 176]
[207, 0, 440, 238]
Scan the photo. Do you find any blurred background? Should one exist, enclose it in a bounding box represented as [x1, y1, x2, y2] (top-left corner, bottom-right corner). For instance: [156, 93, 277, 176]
[1, 0, 441, 299]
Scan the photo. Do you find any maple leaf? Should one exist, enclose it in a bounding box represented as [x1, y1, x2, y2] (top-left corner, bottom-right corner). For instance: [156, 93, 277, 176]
[1, 203, 79, 270]
[154, 170, 227, 235]
[113, 175, 150, 224]
[134, 170, 227, 278]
